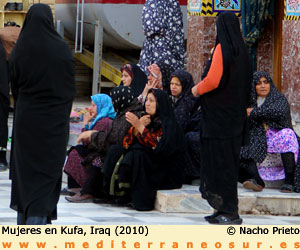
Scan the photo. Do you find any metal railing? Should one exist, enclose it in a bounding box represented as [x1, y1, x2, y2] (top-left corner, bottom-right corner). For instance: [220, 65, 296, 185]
[74, 0, 84, 53]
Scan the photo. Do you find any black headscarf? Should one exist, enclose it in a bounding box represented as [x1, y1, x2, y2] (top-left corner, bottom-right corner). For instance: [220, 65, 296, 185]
[110, 85, 135, 114]
[120, 64, 147, 97]
[156, 60, 175, 92]
[170, 69, 194, 100]
[200, 12, 252, 138]
[146, 88, 185, 157]
[249, 71, 293, 130]
[169, 69, 201, 131]
[10, 4, 75, 101]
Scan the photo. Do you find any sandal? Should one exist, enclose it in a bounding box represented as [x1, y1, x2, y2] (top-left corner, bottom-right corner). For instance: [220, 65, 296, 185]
[65, 193, 94, 203]
[60, 188, 76, 196]
[208, 214, 243, 225]
[243, 179, 263, 192]
[280, 184, 294, 193]
[204, 211, 220, 221]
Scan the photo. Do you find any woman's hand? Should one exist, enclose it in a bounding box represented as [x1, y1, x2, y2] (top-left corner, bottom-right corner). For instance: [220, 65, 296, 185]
[247, 108, 253, 117]
[77, 130, 97, 144]
[126, 112, 145, 134]
[140, 114, 151, 127]
[83, 110, 93, 125]
[141, 81, 157, 100]
[192, 84, 199, 97]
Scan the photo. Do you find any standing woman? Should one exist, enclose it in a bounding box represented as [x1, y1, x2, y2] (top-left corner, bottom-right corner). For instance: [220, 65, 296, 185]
[9, 4, 75, 225]
[138, 0, 185, 74]
[192, 12, 252, 224]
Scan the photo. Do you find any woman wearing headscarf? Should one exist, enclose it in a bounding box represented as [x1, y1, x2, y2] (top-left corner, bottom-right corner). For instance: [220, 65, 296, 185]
[120, 63, 147, 97]
[138, 0, 185, 74]
[192, 12, 252, 224]
[138, 61, 175, 104]
[240, 71, 300, 193]
[9, 4, 75, 224]
[170, 69, 202, 183]
[66, 86, 143, 202]
[63, 94, 115, 195]
[112, 88, 185, 211]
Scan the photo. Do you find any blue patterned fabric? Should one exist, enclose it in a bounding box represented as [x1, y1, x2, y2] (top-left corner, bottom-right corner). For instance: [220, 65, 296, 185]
[90, 94, 116, 130]
[138, 0, 185, 74]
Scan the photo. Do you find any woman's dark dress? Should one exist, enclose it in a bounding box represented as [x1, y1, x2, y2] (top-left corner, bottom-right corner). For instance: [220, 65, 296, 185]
[9, 4, 75, 220]
[170, 69, 202, 182]
[199, 13, 252, 215]
[116, 89, 185, 211]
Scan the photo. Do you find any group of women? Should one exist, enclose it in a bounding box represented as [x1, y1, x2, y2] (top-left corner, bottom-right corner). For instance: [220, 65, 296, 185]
[63, 58, 202, 211]
[8, 3, 300, 226]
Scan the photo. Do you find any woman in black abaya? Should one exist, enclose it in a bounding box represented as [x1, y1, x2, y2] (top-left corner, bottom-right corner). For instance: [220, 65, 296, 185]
[192, 12, 252, 224]
[9, 4, 75, 224]
[113, 89, 185, 211]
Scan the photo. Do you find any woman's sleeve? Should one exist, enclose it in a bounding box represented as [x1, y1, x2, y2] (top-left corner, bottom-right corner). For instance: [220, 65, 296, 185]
[123, 126, 135, 149]
[196, 44, 223, 95]
[136, 128, 162, 148]
[250, 98, 289, 125]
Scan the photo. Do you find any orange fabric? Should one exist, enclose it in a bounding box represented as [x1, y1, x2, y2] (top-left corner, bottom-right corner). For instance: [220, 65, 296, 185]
[197, 43, 223, 95]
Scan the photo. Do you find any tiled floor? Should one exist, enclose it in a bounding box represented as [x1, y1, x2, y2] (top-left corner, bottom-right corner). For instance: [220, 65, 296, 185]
[0, 171, 300, 225]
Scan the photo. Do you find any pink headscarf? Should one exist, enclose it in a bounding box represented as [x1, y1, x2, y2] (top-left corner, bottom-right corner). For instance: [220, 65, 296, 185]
[147, 64, 163, 89]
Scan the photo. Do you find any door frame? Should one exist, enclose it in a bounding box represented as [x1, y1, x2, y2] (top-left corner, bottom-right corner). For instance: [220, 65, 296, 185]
[273, 0, 284, 91]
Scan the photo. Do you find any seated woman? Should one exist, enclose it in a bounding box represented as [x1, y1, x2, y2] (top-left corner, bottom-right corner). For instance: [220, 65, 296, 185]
[63, 94, 115, 195]
[65, 86, 143, 202]
[120, 63, 147, 97]
[240, 71, 300, 193]
[112, 88, 185, 211]
[138, 61, 175, 103]
[169, 69, 202, 184]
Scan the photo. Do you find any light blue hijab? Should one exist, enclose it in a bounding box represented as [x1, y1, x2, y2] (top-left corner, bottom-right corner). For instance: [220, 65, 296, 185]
[89, 94, 116, 130]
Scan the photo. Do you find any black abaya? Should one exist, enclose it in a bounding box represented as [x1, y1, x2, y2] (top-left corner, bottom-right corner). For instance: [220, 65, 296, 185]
[198, 12, 252, 215]
[116, 89, 185, 211]
[9, 4, 75, 221]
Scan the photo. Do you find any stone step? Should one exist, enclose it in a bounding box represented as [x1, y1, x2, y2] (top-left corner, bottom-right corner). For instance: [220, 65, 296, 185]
[155, 184, 300, 216]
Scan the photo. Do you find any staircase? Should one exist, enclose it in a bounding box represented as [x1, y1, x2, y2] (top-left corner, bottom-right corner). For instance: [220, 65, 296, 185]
[74, 49, 128, 88]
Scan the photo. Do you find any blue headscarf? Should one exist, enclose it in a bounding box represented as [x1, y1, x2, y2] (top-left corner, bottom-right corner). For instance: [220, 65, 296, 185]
[89, 94, 116, 130]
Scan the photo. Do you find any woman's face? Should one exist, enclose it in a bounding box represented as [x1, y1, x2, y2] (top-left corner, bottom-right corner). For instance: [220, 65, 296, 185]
[170, 76, 182, 98]
[147, 70, 159, 85]
[90, 101, 97, 118]
[121, 70, 132, 87]
[256, 76, 270, 98]
[145, 92, 157, 116]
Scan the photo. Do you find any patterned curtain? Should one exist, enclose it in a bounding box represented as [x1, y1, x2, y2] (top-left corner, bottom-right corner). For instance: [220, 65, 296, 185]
[242, 0, 273, 71]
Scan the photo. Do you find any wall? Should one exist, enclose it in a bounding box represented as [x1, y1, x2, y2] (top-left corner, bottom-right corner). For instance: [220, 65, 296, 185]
[256, 18, 274, 78]
[187, 15, 274, 83]
[186, 15, 300, 122]
[282, 20, 300, 122]
[186, 16, 216, 84]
